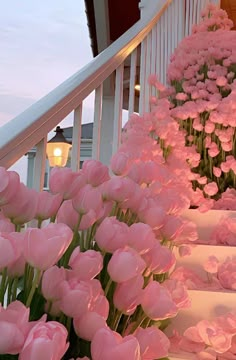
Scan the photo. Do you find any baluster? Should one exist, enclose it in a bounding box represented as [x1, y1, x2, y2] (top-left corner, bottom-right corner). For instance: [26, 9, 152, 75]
[33, 136, 47, 191]
[197, 0, 202, 23]
[151, 25, 157, 97]
[92, 84, 103, 160]
[160, 15, 164, 84]
[145, 31, 152, 113]
[112, 63, 124, 155]
[156, 21, 161, 83]
[128, 49, 137, 118]
[164, 8, 168, 85]
[71, 104, 82, 171]
[139, 37, 147, 115]
[167, 3, 172, 65]
[185, 0, 190, 36]
[193, 0, 197, 27]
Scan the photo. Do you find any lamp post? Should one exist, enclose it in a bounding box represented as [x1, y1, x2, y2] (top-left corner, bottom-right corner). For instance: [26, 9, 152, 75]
[46, 126, 71, 167]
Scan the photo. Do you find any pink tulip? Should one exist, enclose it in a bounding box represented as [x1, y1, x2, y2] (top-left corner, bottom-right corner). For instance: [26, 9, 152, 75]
[0, 211, 15, 232]
[2, 183, 38, 224]
[6, 232, 26, 277]
[107, 247, 146, 283]
[19, 321, 69, 360]
[23, 223, 73, 270]
[0, 301, 30, 354]
[141, 281, 178, 320]
[90, 293, 109, 320]
[162, 279, 190, 309]
[74, 311, 107, 341]
[134, 326, 170, 359]
[110, 152, 130, 176]
[79, 209, 99, 230]
[0, 232, 20, 270]
[203, 256, 219, 274]
[42, 265, 66, 301]
[160, 215, 184, 240]
[82, 160, 110, 187]
[49, 167, 78, 199]
[128, 223, 156, 255]
[142, 243, 176, 275]
[213, 167, 222, 178]
[69, 248, 103, 280]
[113, 274, 144, 315]
[91, 328, 141, 360]
[216, 76, 227, 87]
[138, 203, 166, 230]
[204, 182, 218, 196]
[72, 184, 103, 215]
[0, 167, 20, 206]
[218, 257, 236, 290]
[59, 278, 92, 318]
[56, 200, 80, 231]
[101, 177, 136, 203]
[35, 191, 62, 220]
[95, 217, 129, 253]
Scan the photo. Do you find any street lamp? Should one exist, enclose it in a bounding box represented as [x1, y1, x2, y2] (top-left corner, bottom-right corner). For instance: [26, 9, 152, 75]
[46, 126, 71, 167]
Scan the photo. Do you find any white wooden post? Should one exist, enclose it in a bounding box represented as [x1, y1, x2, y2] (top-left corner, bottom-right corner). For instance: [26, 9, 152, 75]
[71, 104, 82, 171]
[99, 96, 115, 166]
[33, 136, 47, 191]
[92, 84, 103, 160]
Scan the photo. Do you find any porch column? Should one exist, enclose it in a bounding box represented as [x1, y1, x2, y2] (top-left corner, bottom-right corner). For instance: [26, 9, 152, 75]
[99, 95, 115, 166]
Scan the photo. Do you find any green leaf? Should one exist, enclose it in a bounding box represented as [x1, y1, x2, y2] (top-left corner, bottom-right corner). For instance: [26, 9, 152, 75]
[0, 355, 18, 360]
[29, 290, 46, 321]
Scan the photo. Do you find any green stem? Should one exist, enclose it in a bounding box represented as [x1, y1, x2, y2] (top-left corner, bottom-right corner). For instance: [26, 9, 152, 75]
[130, 313, 147, 334]
[112, 311, 122, 332]
[12, 277, 18, 301]
[37, 218, 43, 228]
[7, 277, 14, 305]
[104, 278, 113, 296]
[26, 269, 42, 307]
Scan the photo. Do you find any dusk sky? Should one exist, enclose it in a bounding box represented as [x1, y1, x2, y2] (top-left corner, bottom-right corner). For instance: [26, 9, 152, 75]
[0, 0, 94, 181]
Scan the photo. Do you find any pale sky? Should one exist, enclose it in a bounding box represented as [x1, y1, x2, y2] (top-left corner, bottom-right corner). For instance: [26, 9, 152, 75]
[0, 0, 94, 181]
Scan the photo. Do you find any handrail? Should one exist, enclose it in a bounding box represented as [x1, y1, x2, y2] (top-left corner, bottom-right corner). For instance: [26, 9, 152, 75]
[0, 0, 171, 169]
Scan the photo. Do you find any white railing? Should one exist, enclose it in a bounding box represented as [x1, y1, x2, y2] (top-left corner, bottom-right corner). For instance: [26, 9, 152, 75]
[0, 0, 219, 190]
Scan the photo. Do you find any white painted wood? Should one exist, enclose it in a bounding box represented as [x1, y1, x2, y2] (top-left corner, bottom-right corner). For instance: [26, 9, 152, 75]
[71, 104, 82, 171]
[145, 32, 152, 113]
[183, 209, 236, 242]
[185, 0, 190, 36]
[99, 96, 115, 165]
[33, 136, 47, 191]
[167, 289, 236, 334]
[151, 25, 157, 97]
[139, 37, 147, 115]
[128, 49, 137, 118]
[0, 0, 171, 169]
[92, 84, 103, 160]
[156, 21, 161, 83]
[112, 64, 124, 155]
[151, 25, 157, 76]
[174, 244, 236, 277]
[167, 3, 172, 64]
[163, 9, 168, 85]
[160, 14, 164, 84]
[177, 0, 184, 43]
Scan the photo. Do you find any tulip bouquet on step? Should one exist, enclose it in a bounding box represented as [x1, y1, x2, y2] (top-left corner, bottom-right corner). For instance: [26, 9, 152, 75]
[151, 4, 236, 206]
[0, 143, 196, 360]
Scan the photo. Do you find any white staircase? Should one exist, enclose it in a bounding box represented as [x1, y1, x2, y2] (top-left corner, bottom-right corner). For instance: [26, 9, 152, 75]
[168, 210, 236, 359]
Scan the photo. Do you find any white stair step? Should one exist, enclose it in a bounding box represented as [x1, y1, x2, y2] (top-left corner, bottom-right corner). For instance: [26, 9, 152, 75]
[166, 289, 236, 335]
[183, 209, 236, 242]
[174, 244, 236, 277]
